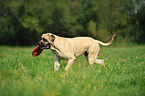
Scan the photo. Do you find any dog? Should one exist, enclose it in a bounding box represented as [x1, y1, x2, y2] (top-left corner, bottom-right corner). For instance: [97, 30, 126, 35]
[38, 33, 116, 71]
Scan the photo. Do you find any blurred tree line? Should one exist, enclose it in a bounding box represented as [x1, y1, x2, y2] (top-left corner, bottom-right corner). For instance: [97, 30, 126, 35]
[0, 0, 145, 45]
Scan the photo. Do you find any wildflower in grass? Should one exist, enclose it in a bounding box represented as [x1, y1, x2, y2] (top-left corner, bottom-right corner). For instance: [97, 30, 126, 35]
[60, 74, 66, 78]
[39, 77, 42, 80]
[136, 57, 137, 59]
[51, 75, 55, 79]
[60, 74, 63, 77]
[45, 77, 48, 80]
[52, 77, 55, 78]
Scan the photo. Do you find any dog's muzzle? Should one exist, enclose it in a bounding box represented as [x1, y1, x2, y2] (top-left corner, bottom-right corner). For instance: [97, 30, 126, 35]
[38, 42, 51, 49]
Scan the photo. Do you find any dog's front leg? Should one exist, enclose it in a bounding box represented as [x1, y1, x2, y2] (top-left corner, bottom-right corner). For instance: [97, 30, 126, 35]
[64, 58, 76, 71]
[54, 60, 60, 71]
[53, 53, 60, 71]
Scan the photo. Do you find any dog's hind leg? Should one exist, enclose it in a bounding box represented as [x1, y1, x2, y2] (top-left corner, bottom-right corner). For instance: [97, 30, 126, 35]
[95, 59, 104, 65]
[88, 53, 96, 66]
[94, 46, 105, 66]
[87, 49, 98, 66]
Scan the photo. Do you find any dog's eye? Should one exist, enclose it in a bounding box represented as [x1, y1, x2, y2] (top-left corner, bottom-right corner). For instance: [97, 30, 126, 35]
[43, 38, 47, 42]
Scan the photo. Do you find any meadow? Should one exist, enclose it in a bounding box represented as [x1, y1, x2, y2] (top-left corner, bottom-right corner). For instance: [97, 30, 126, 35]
[0, 45, 144, 96]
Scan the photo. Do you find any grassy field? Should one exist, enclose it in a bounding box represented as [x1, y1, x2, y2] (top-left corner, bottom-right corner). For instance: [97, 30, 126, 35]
[0, 45, 144, 96]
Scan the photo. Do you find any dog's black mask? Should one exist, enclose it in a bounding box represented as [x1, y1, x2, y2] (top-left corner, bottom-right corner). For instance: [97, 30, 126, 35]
[38, 41, 51, 50]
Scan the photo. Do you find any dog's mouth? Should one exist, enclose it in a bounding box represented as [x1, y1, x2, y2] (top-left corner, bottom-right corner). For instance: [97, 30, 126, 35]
[32, 43, 51, 57]
[38, 42, 51, 50]
[39, 43, 51, 50]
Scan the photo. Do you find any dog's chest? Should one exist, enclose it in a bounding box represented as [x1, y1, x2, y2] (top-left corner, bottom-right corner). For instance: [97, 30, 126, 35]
[51, 49, 67, 59]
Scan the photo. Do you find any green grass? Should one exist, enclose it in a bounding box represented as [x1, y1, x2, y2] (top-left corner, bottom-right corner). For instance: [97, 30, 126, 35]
[0, 45, 145, 96]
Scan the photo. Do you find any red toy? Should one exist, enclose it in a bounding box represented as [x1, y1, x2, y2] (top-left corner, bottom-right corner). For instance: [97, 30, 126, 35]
[32, 45, 43, 57]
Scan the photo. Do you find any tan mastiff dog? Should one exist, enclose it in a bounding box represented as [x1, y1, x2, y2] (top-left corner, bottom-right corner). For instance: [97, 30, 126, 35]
[38, 33, 116, 71]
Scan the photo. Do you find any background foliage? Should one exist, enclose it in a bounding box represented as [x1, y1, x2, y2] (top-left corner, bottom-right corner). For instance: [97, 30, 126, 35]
[0, 0, 145, 45]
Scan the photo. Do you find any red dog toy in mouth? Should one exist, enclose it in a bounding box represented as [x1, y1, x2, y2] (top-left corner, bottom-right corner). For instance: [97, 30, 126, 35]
[32, 45, 43, 57]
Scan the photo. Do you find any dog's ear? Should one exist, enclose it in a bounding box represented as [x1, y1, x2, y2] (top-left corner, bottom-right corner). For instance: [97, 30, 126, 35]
[49, 34, 55, 44]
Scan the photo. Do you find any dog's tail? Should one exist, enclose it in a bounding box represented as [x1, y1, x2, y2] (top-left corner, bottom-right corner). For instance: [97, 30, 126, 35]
[96, 34, 116, 46]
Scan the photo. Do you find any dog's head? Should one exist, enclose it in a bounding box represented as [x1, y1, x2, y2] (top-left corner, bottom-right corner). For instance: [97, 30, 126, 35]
[38, 33, 55, 49]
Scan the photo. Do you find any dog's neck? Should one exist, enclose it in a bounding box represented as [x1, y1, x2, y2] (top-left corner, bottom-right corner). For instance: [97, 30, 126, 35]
[50, 46, 60, 54]
[50, 35, 64, 55]
[50, 38, 60, 55]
